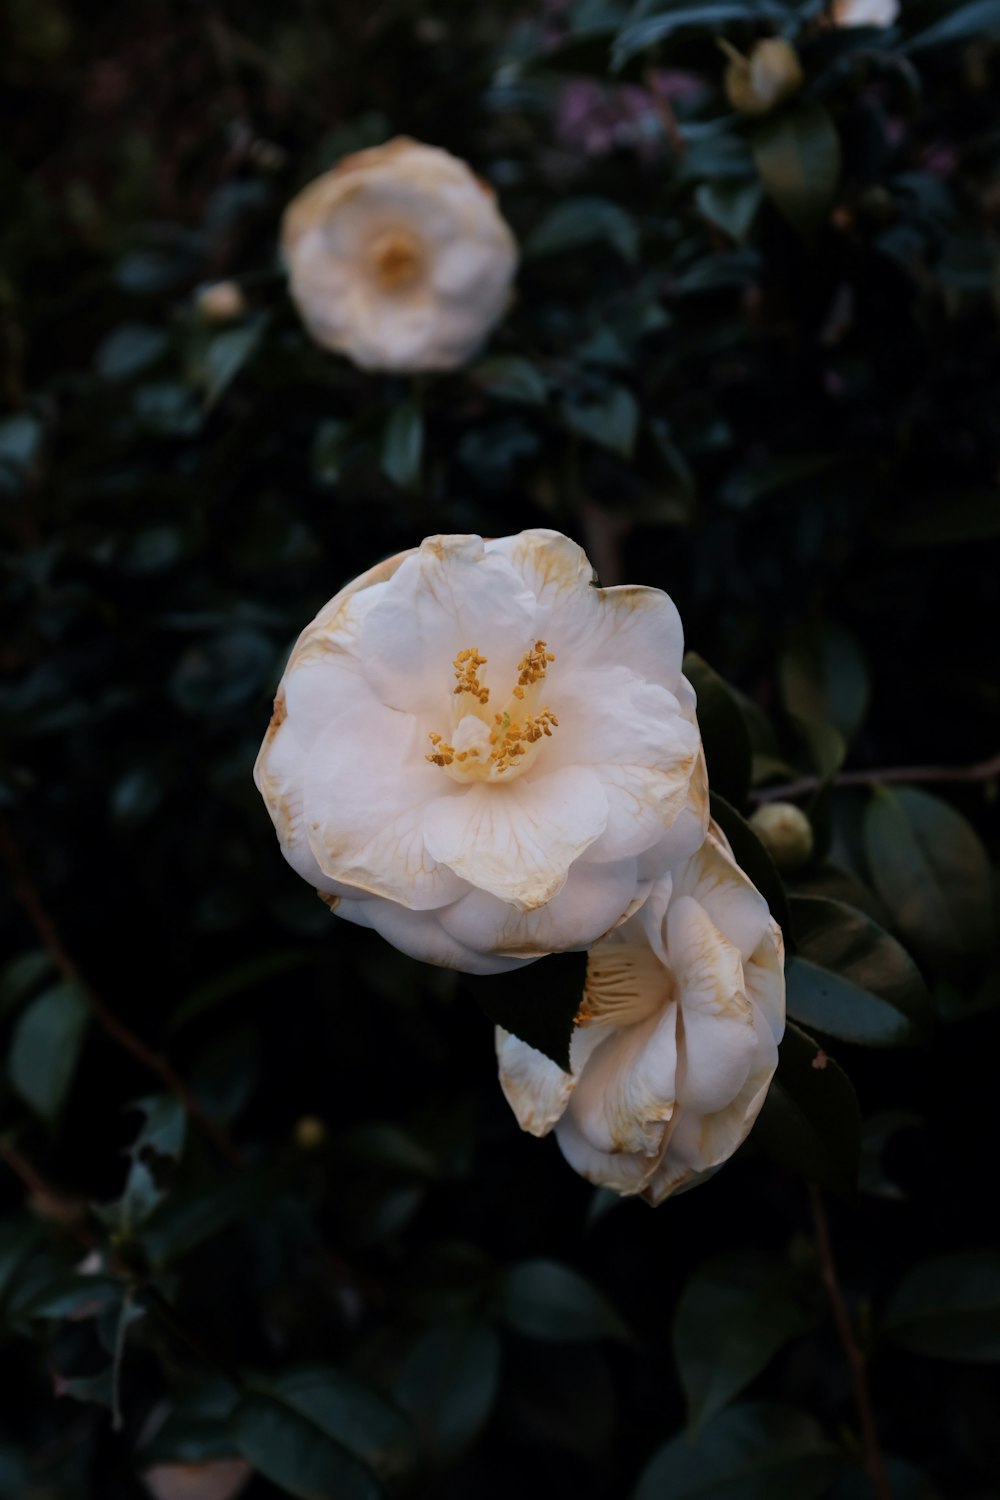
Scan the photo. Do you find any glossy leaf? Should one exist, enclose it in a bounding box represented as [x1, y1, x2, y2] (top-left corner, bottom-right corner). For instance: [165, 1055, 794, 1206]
[785, 896, 931, 1048]
[673, 1252, 820, 1434]
[685, 653, 752, 808]
[8, 980, 90, 1124]
[780, 624, 869, 745]
[271, 1366, 416, 1489]
[612, 4, 791, 70]
[562, 384, 639, 457]
[380, 401, 423, 489]
[882, 1253, 1000, 1362]
[751, 1021, 861, 1199]
[753, 102, 841, 237]
[470, 356, 548, 405]
[634, 1401, 845, 1500]
[498, 1259, 630, 1343]
[394, 1322, 501, 1462]
[525, 197, 638, 262]
[863, 787, 993, 966]
[230, 1389, 382, 1500]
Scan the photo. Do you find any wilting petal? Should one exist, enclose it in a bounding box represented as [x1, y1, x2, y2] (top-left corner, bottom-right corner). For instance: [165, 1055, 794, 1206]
[303, 698, 464, 909]
[336, 894, 526, 975]
[554, 1108, 664, 1197]
[565, 999, 679, 1158]
[423, 766, 607, 909]
[673, 825, 771, 960]
[439, 856, 640, 958]
[668, 896, 756, 1114]
[496, 1030, 574, 1136]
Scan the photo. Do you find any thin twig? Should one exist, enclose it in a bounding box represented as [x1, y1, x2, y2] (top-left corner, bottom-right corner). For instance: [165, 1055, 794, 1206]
[0, 1138, 96, 1250]
[0, 816, 243, 1168]
[752, 750, 1000, 804]
[809, 1185, 893, 1500]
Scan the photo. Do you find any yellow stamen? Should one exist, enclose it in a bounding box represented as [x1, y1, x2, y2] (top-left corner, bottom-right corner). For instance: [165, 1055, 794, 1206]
[427, 640, 558, 780]
[452, 647, 489, 704]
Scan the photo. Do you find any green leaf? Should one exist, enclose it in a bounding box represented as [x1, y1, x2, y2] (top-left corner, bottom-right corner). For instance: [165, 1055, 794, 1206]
[380, 401, 423, 489]
[695, 178, 764, 244]
[673, 1252, 820, 1435]
[563, 384, 639, 457]
[498, 1259, 630, 1343]
[230, 1389, 382, 1500]
[753, 102, 841, 238]
[751, 1021, 861, 1199]
[7, 980, 90, 1124]
[203, 322, 262, 407]
[904, 0, 1000, 53]
[633, 1401, 845, 1500]
[93, 322, 169, 381]
[785, 896, 931, 1048]
[100, 1094, 187, 1233]
[780, 625, 869, 745]
[882, 1253, 1000, 1362]
[525, 197, 638, 262]
[168, 947, 313, 1032]
[612, 4, 791, 70]
[710, 792, 793, 942]
[863, 787, 993, 967]
[0, 950, 53, 1018]
[470, 356, 548, 405]
[271, 1366, 416, 1488]
[685, 653, 752, 808]
[394, 1322, 501, 1462]
[465, 950, 586, 1070]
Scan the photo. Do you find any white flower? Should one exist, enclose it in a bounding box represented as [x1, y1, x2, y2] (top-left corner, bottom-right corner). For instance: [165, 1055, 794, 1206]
[255, 530, 708, 975]
[280, 137, 518, 373]
[496, 822, 785, 1202]
[831, 0, 899, 27]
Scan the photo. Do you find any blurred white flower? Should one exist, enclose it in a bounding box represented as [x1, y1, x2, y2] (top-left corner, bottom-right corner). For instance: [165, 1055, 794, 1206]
[143, 1460, 251, 1500]
[196, 281, 246, 324]
[255, 530, 707, 974]
[280, 137, 517, 373]
[831, 0, 899, 26]
[723, 38, 804, 116]
[496, 822, 785, 1201]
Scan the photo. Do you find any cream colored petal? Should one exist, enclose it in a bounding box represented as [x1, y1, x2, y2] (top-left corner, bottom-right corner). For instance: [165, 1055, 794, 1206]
[423, 766, 608, 910]
[335, 893, 528, 975]
[669, 896, 756, 1115]
[745, 918, 786, 1046]
[496, 1029, 574, 1137]
[360, 535, 536, 715]
[832, 0, 898, 24]
[565, 997, 678, 1159]
[554, 1109, 664, 1197]
[303, 700, 464, 910]
[672, 825, 772, 961]
[438, 855, 640, 959]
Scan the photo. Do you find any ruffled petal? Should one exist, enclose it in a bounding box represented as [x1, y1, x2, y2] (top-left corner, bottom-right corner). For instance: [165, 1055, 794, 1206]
[565, 1000, 679, 1159]
[496, 1029, 574, 1137]
[360, 535, 536, 715]
[438, 855, 640, 958]
[303, 697, 465, 910]
[335, 893, 527, 975]
[672, 826, 772, 960]
[423, 766, 608, 910]
[668, 896, 756, 1115]
[554, 1109, 664, 1197]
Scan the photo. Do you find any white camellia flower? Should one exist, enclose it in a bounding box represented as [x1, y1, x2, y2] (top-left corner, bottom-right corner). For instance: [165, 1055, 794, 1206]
[496, 822, 785, 1202]
[831, 0, 899, 26]
[280, 137, 518, 373]
[722, 38, 803, 116]
[255, 530, 708, 975]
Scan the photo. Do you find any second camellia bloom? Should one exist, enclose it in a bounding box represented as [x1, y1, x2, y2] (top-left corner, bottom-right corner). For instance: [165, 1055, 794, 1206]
[255, 530, 708, 974]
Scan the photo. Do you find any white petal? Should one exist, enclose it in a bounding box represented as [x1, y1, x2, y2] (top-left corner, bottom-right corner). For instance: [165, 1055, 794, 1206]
[669, 896, 756, 1114]
[360, 536, 536, 715]
[745, 918, 786, 1046]
[303, 697, 464, 910]
[423, 766, 608, 910]
[672, 827, 772, 961]
[554, 1108, 663, 1197]
[565, 998, 678, 1158]
[438, 856, 640, 958]
[335, 893, 527, 975]
[486, 533, 685, 689]
[496, 1029, 574, 1136]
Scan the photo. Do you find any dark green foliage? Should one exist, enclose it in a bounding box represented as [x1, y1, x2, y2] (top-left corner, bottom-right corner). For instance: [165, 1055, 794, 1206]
[1, 0, 999, 1497]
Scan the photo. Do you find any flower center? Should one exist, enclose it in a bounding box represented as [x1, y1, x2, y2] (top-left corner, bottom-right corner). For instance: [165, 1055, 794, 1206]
[426, 641, 559, 784]
[370, 229, 425, 292]
[575, 945, 668, 1030]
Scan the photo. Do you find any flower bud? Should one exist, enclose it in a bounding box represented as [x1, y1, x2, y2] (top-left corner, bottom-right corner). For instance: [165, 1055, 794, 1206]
[750, 801, 814, 872]
[294, 1115, 328, 1151]
[196, 281, 246, 325]
[723, 38, 803, 116]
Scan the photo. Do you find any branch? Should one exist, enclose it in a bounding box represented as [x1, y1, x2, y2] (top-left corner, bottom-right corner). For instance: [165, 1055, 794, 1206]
[752, 750, 1000, 804]
[0, 1138, 96, 1251]
[809, 1185, 893, 1500]
[0, 816, 243, 1168]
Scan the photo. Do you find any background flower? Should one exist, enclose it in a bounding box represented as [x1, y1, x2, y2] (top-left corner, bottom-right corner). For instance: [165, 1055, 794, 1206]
[255, 530, 707, 973]
[281, 137, 517, 372]
[497, 823, 785, 1202]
